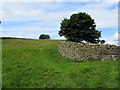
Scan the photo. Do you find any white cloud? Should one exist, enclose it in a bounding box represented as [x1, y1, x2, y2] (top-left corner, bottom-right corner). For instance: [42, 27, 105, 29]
[76, 2, 118, 28]
[2, 2, 118, 29]
[2, 27, 59, 32]
[101, 0, 119, 2]
[2, 2, 69, 22]
[112, 33, 120, 46]
[0, 3, 3, 20]
[1, 27, 60, 39]
[0, 0, 99, 2]
[102, 32, 120, 46]
[113, 32, 119, 39]
[0, 0, 119, 2]
[1, 2, 118, 45]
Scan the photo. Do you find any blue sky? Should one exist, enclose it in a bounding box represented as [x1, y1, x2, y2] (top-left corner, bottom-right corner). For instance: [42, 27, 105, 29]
[0, 0, 119, 45]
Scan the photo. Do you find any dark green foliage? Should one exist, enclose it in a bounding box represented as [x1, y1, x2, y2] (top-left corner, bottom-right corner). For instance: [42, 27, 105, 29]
[59, 12, 101, 43]
[39, 34, 50, 39]
[100, 40, 105, 44]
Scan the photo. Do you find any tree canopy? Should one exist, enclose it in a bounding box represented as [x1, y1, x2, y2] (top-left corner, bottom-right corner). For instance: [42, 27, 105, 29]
[39, 34, 50, 39]
[58, 12, 103, 43]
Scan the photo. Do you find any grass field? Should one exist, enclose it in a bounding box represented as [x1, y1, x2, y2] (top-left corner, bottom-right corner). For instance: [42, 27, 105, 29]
[2, 39, 119, 88]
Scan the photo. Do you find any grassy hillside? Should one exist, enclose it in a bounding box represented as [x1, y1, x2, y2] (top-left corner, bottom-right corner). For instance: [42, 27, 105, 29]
[2, 39, 119, 88]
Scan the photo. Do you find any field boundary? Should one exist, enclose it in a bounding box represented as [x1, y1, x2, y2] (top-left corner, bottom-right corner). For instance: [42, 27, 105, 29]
[58, 41, 120, 61]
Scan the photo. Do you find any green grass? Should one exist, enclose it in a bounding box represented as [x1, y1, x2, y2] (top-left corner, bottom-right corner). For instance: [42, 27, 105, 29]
[2, 39, 119, 88]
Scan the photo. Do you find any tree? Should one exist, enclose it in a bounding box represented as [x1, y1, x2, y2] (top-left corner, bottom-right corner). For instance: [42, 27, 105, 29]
[100, 40, 105, 44]
[39, 34, 50, 39]
[58, 12, 102, 43]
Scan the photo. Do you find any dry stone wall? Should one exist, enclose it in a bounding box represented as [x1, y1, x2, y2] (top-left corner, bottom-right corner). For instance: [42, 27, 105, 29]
[58, 41, 120, 61]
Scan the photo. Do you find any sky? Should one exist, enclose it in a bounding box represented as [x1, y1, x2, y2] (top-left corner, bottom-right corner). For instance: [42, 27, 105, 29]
[0, 0, 119, 45]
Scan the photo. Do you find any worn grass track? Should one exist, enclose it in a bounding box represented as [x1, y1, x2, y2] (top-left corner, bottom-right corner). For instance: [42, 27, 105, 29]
[2, 39, 119, 88]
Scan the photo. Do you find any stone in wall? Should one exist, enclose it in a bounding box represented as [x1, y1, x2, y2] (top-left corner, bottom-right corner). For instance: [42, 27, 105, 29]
[58, 41, 120, 61]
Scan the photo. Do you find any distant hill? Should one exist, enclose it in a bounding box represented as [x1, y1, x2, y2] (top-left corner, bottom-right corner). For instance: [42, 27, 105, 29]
[0, 37, 34, 40]
[0, 37, 66, 41]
